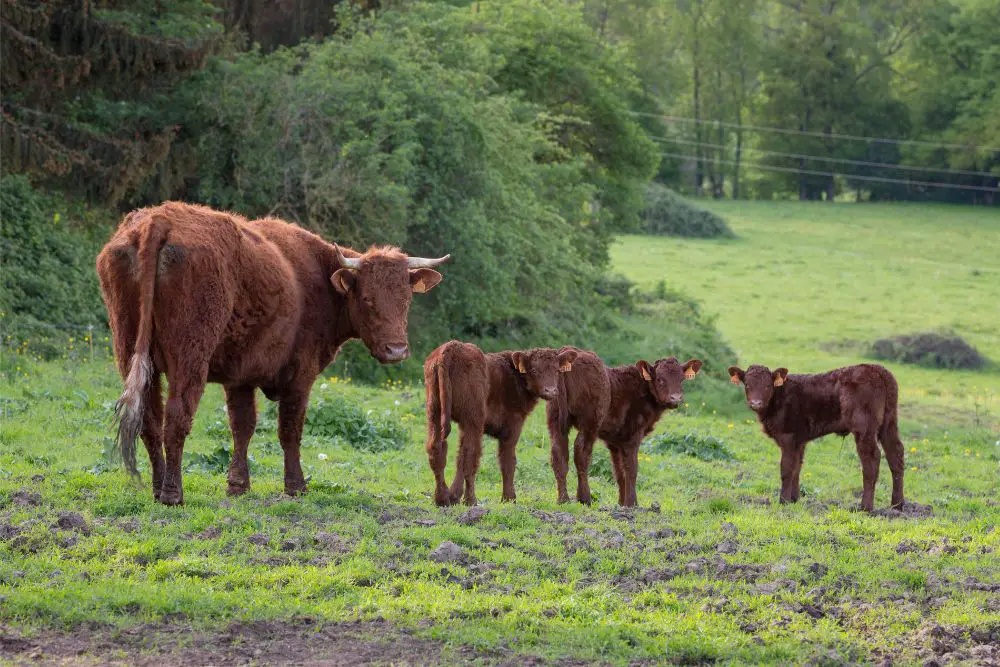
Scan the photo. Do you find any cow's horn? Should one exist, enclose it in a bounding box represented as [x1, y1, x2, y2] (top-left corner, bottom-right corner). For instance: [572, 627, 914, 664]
[333, 244, 362, 270]
[407, 254, 451, 269]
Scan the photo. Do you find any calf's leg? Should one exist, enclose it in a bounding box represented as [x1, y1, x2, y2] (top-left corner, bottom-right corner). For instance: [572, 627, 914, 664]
[426, 421, 451, 507]
[621, 443, 640, 507]
[854, 430, 880, 512]
[451, 425, 484, 506]
[549, 427, 571, 504]
[225, 385, 257, 496]
[498, 424, 523, 503]
[879, 418, 905, 509]
[573, 429, 598, 505]
[608, 445, 626, 505]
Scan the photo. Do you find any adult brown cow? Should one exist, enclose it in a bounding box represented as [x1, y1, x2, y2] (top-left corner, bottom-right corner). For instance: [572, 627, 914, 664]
[97, 201, 449, 505]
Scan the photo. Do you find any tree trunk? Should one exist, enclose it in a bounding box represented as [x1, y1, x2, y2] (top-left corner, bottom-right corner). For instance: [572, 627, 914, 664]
[693, 4, 704, 197]
[799, 108, 810, 201]
[733, 67, 746, 200]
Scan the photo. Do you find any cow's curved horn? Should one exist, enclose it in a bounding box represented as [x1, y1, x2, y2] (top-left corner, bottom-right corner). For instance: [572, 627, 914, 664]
[333, 244, 362, 270]
[406, 254, 451, 269]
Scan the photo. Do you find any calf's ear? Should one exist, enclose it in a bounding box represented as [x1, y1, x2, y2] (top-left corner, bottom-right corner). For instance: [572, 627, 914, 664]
[772, 368, 789, 387]
[557, 349, 577, 372]
[683, 359, 703, 379]
[727, 366, 744, 385]
[637, 360, 653, 382]
[331, 269, 356, 295]
[410, 268, 443, 294]
[512, 351, 526, 374]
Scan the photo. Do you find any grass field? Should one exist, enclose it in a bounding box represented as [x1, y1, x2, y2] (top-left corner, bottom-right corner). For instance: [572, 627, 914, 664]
[1, 201, 999, 665]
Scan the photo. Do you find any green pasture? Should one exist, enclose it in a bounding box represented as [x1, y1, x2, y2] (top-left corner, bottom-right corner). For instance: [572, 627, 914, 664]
[614, 201, 1000, 433]
[1, 201, 998, 664]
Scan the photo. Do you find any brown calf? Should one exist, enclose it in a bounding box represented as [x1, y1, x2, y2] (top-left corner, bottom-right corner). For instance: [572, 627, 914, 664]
[547, 348, 702, 506]
[97, 202, 448, 505]
[728, 363, 905, 512]
[424, 341, 577, 506]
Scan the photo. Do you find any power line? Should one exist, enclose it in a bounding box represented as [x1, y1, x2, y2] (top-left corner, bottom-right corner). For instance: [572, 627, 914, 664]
[651, 136, 999, 179]
[632, 112, 1000, 153]
[657, 151, 1000, 193]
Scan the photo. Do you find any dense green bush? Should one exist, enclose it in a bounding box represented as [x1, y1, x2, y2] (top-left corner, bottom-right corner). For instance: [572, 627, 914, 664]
[0, 177, 111, 357]
[641, 183, 735, 239]
[870, 332, 988, 370]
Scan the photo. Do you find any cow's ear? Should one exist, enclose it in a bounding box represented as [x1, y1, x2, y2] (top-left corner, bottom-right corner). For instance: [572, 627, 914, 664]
[728, 366, 744, 385]
[512, 351, 526, 374]
[637, 360, 653, 382]
[773, 368, 789, 387]
[683, 359, 703, 379]
[410, 268, 443, 294]
[557, 349, 577, 372]
[331, 269, 356, 295]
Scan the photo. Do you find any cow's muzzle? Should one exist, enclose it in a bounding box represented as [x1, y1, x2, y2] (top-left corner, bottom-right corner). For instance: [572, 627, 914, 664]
[378, 343, 410, 364]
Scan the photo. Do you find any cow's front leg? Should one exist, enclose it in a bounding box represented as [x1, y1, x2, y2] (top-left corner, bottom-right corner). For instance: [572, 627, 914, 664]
[278, 391, 309, 496]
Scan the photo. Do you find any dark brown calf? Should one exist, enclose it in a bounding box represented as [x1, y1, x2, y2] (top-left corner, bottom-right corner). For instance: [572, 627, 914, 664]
[424, 341, 577, 506]
[728, 363, 905, 512]
[547, 349, 702, 506]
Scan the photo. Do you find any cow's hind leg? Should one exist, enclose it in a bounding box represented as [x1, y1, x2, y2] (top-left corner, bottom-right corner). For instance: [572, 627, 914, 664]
[278, 392, 309, 496]
[142, 372, 166, 500]
[225, 386, 257, 496]
[160, 364, 208, 506]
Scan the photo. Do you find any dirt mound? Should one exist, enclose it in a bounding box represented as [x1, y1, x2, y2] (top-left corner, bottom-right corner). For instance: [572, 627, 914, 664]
[870, 332, 987, 370]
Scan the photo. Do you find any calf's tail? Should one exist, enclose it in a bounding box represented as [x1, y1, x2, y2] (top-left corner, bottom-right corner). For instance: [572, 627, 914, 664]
[877, 368, 902, 448]
[115, 215, 167, 479]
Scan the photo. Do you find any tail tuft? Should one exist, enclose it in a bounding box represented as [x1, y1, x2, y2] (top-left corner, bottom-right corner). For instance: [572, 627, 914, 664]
[114, 352, 151, 479]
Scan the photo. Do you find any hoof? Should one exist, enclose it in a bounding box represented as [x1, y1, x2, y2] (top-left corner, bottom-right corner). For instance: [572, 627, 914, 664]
[158, 490, 183, 506]
[577, 494, 592, 506]
[501, 495, 517, 503]
[284, 482, 308, 497]
[557, 495, 571, 504]
[227, 483, 250, 497]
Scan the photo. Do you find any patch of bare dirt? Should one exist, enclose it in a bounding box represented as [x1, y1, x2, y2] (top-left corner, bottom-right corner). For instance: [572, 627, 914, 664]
[0, 619, 480, 666]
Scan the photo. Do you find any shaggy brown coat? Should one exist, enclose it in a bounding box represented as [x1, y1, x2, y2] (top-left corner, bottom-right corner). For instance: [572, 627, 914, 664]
[728, 363, 905, 511]
[97, 201, 448, 505]
[547, 348, 702, 506]
[424, 341, 577, 506]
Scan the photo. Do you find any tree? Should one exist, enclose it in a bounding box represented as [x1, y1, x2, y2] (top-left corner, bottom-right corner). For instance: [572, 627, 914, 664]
[0, 0, 223, 205]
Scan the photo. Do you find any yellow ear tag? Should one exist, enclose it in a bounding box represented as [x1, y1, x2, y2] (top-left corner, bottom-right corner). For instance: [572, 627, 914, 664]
[730, 375, 741, 385]
[684, 368, 696, 379]
[641, 367, 652, 381]
[517, 361, 526, 374]
[773, 376, 785, 387]
[559, 361, 572, 372]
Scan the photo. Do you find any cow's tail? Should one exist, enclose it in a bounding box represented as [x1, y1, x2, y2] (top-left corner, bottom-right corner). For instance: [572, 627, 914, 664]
[115, 215, 168, 479]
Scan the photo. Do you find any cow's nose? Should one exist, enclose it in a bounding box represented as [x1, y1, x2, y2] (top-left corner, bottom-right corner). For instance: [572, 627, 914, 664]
[669, 393, 684, 404]
[749, 399, 763, 409]
[383, 343, 410, 362]
[541, 386, 557, 399]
